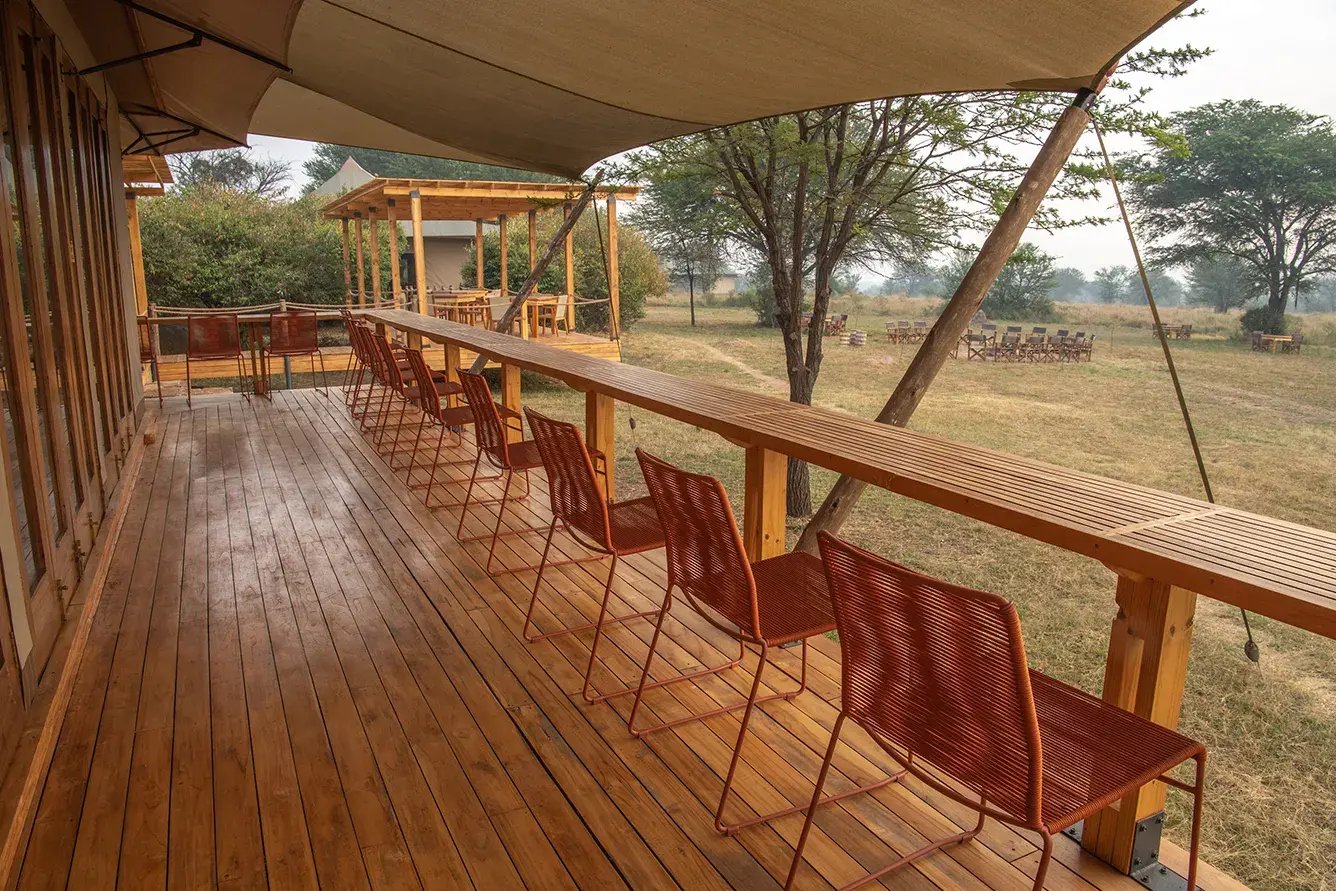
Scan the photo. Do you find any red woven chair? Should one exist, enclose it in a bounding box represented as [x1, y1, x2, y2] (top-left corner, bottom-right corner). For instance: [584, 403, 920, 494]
[137, 316, 161, 404]
[784, 533, 1206, 891]
[628, 450, 890, 836]
[401, 347, 477, 506]
[265, 309, 329, 394]
[455, 370, 548, 575]
[522, 409, 663, 701]
[185, 313, 247, 407]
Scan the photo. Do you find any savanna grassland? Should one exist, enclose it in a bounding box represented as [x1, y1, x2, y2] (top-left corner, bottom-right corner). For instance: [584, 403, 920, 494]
[515, 296, 1336, 891]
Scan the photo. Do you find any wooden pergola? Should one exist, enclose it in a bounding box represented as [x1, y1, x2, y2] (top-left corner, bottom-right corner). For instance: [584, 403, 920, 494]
[321, 178, 639, 334]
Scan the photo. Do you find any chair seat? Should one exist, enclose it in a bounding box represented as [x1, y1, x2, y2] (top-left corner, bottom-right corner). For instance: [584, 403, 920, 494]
[751, 552, 835, 646]
[264, 344, 320, 357]
[403, 378, 463, 399]
[606, 497, 665, 555]
[1033, 672, 1204, 831]
[494, 439, 545, 471]
[189, 349, 242, 360]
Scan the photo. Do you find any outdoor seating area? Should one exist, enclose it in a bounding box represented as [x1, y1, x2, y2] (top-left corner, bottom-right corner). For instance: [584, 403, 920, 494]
[1250, 330, 1304, 353]
[886, 319, 931, 343]
[955, 326, 1096, 362]
[1153, 322, 1194, 340]
[320, 314, 1217, 890]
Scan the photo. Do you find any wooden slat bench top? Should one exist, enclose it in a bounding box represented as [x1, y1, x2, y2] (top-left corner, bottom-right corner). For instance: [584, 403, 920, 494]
[370, 309, 1336, 640]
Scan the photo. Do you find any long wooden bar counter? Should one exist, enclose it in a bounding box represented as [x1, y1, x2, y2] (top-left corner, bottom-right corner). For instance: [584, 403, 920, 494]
[368, 308, 1336, 876]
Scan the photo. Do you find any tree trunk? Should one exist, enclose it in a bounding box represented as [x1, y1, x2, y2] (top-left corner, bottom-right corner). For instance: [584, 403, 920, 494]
[776, 270, 814, 516]
[794, 92, 1096, 553]
[687, 269, 696, 326]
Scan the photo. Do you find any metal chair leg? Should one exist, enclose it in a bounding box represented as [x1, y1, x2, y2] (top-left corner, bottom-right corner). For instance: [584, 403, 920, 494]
[185, 355, 192, 407]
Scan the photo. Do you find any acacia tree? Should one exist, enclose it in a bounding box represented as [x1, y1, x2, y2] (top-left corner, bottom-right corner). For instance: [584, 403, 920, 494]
[634, 173, 726, 325]
[1187, 257, 1257, 312]
[1131, 100, 1336, 320]
[170, 149, 292, 199]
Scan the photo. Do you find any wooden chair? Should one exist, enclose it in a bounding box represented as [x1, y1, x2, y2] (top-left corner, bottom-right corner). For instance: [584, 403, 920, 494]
[1283, 332, 1304, 354]
[1250, 330, 1265, 352]
[625, 450, 889, 836]
[891, 320, 911, 343]
[265, 309, 330, 394]
[1177, 323, 1193, 340]
[137, 317, 161, 404]
[455, 370, 547, 575]
[185, 313, 247, 407]
[910, 320, 929, 342]
[961, 332, 990, 361]
[993, 329, 1022, 361]
[823, 313, 848, 336]
[785, 534, 1206, 891]
[1079, 333, 1096, 362]
[522, 409, 665, 700]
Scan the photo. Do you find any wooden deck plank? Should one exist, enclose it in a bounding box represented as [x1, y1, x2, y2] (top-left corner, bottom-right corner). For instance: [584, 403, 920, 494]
[7, 391, 1246, 891]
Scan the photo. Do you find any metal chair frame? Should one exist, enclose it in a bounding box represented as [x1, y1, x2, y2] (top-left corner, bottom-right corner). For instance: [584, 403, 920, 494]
[137, 316, 162, 404]
[185, 314, 248, 407]
[783, 534, 1205, 891]
[265, 309, 330, 395]
[521, 409, 665, 701]
[399, 346, 483, 508]
[625, 449, 892, 836]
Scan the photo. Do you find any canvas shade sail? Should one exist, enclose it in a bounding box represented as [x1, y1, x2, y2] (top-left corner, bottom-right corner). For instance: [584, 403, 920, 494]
[74, 0, 1192, 177]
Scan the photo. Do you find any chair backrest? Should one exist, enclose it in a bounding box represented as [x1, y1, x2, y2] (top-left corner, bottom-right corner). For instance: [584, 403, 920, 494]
[525, 408, 612, 548]
[1005, 325, 1022, 335]
[1180, 324, 1192, 334]
[187, 314, 242, 359]
[1073, 330, 1086, 341]
[269, 310, 318, 354]
[137, 317, 155, 362]
[1055, 329, 1068, 338]
[817, 533, 1042, 826]
[913, 320, 927, 329]
[982, 323, 997, 333]
[402, 347, 441, 415]
[458, 370, 511, 465]
[369, 332, 406, 391]
[1032, 326, 1046, 335]
[897, 320, 910, 328]
[636, 449, 760, 638]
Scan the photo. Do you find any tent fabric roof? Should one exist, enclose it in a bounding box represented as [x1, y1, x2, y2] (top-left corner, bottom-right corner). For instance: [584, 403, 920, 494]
[320, 178, 639, 221]
[72, 0, 1191, 177]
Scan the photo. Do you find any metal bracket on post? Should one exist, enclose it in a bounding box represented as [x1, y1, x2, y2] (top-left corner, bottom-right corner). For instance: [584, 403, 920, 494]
[1062, 816, 1197, 891]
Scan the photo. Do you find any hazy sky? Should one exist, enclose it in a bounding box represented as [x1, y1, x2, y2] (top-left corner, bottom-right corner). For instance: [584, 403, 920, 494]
[250, 0, 1336, 277]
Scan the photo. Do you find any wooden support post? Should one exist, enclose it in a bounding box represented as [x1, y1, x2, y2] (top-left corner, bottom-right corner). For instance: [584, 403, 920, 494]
[410, 190, 428, 315]
[387, 200, 401, 300]
[743, 446, 786, 561]
[341, 218, 352, 305]
[498, 214, 509, 296]
[125, 193, 148, 316]
[528, 208, 538, 272]
[585, 391, 615, 500]
[369, 212, 382, 305]
[500, 363, 521, 442]
[475, 219, 485, 289]
[1082, 574, 1197, 871]
[444, 342, 461, 407]
[564, 202, 576, 329]
[354, 214, 367, 308]
[606, 194, 621, 338]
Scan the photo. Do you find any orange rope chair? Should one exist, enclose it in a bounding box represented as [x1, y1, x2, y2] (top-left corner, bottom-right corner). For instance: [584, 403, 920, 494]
[185, 313, 248, 407]
[628, 449, 890, 835]
[522, 409, 664, 701]
[400, 346, 477, 507]
[785, 533, 1206, 891]
[265, 309, 330, 394]
[455, 370, 548, 575]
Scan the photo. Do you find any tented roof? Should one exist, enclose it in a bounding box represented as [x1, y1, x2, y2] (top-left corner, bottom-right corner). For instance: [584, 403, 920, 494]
[69, 0, 1192, 177]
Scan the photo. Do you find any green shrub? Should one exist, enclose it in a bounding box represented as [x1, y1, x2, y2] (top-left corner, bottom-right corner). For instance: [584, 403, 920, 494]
[1240, 304, 1286, 335]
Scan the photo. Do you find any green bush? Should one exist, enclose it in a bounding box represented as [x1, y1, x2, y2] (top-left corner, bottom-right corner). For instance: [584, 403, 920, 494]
[1240, 304, 1286, 335]
[459, 211, 664, 333]
[139, 185, 351, 308]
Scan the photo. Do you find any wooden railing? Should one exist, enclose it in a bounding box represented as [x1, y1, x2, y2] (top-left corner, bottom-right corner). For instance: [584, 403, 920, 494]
[368, 308, 1336, 877]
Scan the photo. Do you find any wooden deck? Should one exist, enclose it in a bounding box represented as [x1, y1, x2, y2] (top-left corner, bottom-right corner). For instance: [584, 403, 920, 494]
[8, 391, 1239, 890]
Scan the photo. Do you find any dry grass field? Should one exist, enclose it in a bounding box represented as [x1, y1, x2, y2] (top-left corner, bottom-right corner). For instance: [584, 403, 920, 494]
[514, 298, 1336, 891]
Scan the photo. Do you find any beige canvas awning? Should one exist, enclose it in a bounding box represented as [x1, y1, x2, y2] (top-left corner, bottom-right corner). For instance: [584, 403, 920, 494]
[70, 0, 1192, 177]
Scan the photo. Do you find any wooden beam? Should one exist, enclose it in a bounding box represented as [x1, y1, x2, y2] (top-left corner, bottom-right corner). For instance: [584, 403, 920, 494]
[498, 213, 509, 296]
[1082, 575, 1197, 871]
[354, 215, 367, 308]
[444, 342, 461, 407]
[796, 90, 1096, 553]
[410, 190, 428, 315]
[500, 363, 521, 443]
[475, 219, 485, 289]
[340, 218, 352, 305]
[387, 200, 401, 299]
[585, 392, 615, 500]
[369, 212, 382, 305]
[606, 194, 621, 339]
[125, 193, 148, 316]
[528, 208, 537, 272]
[564, 202, 575, 328]
[743, 446, 786, 561]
